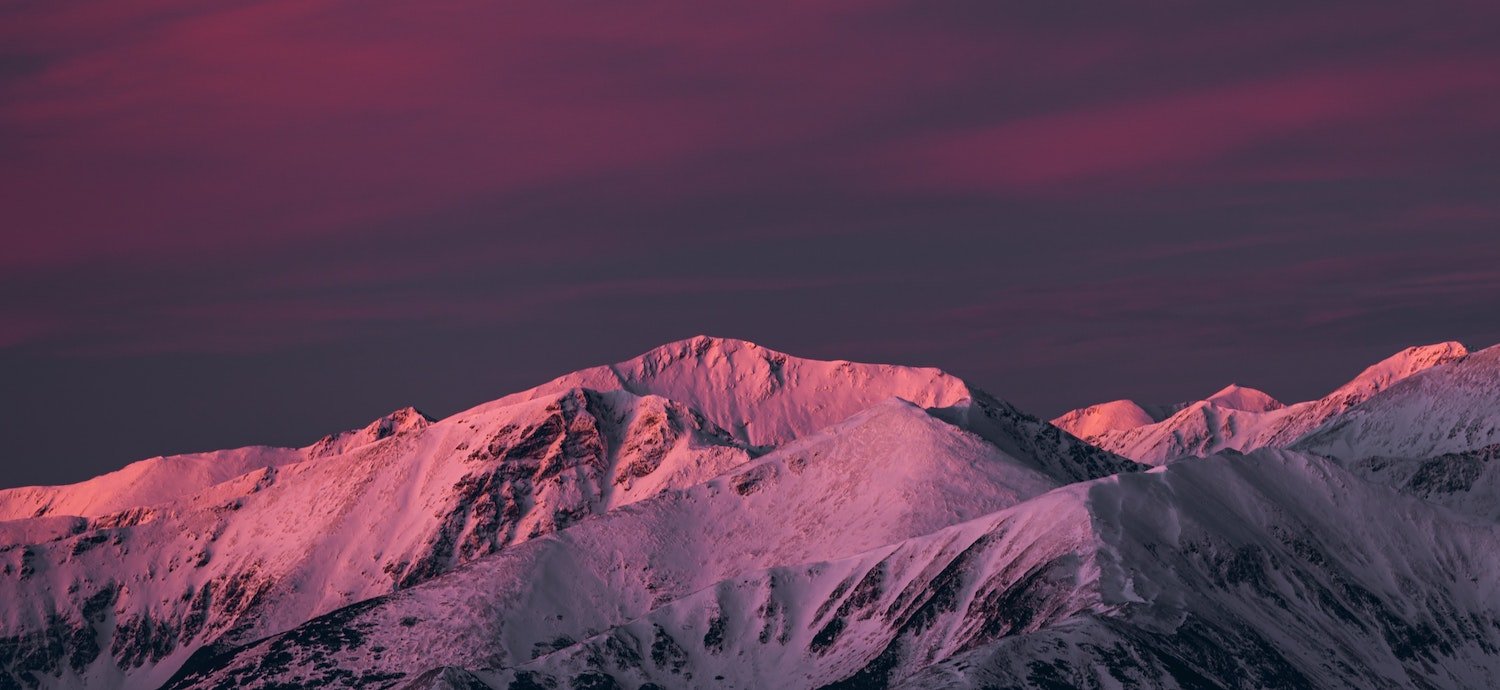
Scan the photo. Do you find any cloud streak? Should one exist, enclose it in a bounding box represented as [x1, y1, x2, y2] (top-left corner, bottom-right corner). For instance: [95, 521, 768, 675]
[2, 1, 1500, 486]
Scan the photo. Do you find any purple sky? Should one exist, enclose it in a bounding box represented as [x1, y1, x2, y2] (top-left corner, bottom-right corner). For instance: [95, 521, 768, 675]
[4, 2, 1500, 488]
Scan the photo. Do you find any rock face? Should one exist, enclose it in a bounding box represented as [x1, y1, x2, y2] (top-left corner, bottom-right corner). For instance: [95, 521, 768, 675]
[6, 335, 1500, 690]
[1053, 341, 1471, 464]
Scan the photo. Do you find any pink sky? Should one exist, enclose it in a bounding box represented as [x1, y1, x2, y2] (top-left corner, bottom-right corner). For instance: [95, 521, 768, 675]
[2, 1, 1499, 487]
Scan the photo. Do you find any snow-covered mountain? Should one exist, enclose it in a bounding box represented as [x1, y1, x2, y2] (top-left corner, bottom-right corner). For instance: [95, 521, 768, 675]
[160, 396, 1115, 689]
[164, 449, 1500, 690]
[0, 388, 753, 690]
[0, 337, 1133, 690]
[1053, 342, 1470, 464]
[5, 335, 1500, 690]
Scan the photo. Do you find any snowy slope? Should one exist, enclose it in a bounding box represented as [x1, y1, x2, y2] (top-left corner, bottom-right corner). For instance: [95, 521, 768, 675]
[0, 407, 434, 523]
[930, 390, 1141, 484]
[485, 336, 975, 448]
[1056, 342, 1469, 464]
[501, 450, 1500, 689]
[0, 389, 751, 690]
[0, 446, 301, 523]
[157, 398, 1136, 689]
[1295, 343, 1500, 461]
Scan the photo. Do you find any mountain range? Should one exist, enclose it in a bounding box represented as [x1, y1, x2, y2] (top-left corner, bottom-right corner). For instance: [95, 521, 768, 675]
[3, 335, 1499, 689]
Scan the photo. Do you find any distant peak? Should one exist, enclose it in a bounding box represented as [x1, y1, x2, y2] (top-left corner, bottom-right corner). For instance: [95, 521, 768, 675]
[1206, 384, 1284, 412]
[474, 334, 972, 448]
[1051, 399, 1157, 439]
[308, 406, 434, 457]
[366, 406, 435, 439]
[1332, 341, 1469, 400]
[616, 336, 791, 384]
[1396, 341, 1468, 361]
[643, 335, 777, 360]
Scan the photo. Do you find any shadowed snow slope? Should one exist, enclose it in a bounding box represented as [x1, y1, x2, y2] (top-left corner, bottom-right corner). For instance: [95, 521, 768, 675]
[158, 399, 1130, 689]
[485, 336, 975, 448]
[1344, 444, 1500, 522]
[1055, 342, 1469, 464]
[928, 391, 1140, 484]
[168, 449, 1500, 690]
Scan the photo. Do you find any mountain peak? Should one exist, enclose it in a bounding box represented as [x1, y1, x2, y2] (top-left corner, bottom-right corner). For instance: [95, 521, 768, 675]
[629, 335, 789, 375]
[1051, 399, 1158, 440]
[308, 406, 435, 458]
[366, 406, 436, 438]
[657, 334, 763, 353]
[1329, 341, 1468, 401]
[1205, 384, 1284, 412]
[487, 336, 972, 447]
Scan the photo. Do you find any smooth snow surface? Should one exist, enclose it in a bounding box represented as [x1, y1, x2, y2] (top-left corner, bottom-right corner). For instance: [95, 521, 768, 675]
[0, 407, 435, 522]
[0, 446, 303, 522]
[1051, 399, 1161, 439]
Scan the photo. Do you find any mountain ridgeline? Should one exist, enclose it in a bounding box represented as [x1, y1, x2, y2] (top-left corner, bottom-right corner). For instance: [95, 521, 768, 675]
[3, 335, 1499, 689]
